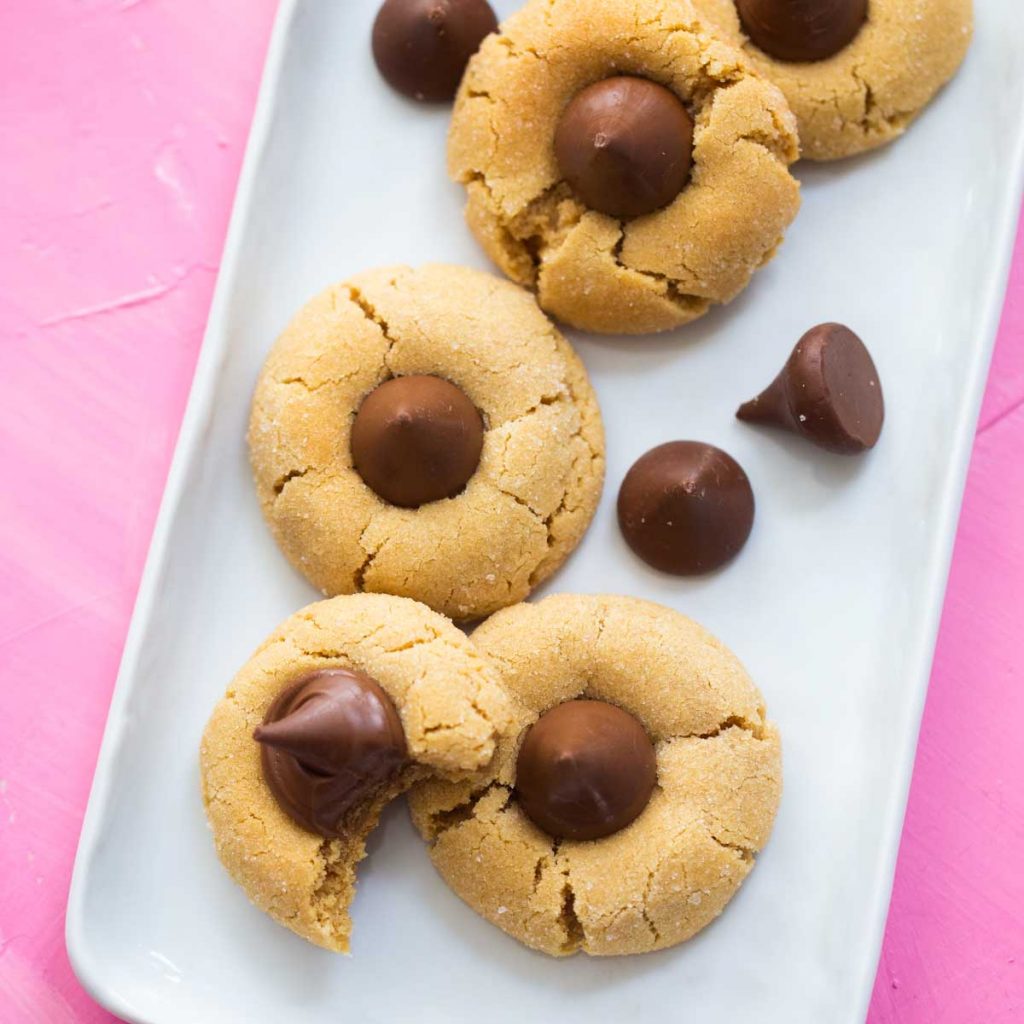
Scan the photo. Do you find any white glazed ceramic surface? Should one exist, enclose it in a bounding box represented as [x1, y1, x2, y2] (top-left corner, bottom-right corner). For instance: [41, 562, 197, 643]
[67, 2, 1024, 1022]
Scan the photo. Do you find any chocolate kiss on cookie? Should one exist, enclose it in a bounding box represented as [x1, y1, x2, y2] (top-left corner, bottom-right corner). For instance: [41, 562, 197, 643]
[555, 76, 694, 219]
[737, 322, 884, 454]
[372, 0, 498, 102]
[255, 669, 408, 838]
[515, 700, 657, 841]
[351, 374, 484, 508]
[736, 0, 868, 63]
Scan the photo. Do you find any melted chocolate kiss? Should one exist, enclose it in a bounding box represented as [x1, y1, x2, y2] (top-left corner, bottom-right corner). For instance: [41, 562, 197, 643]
[737, 322, 884, 454]
[736, 0, 868, 63]
[515, 700, 657, 841]
[351, 374, 484, 508]
[254, 669, 408, 838]
[555, 76, 695, 219]
[372, 0, 498, 102]
[618, 441, 755, 575]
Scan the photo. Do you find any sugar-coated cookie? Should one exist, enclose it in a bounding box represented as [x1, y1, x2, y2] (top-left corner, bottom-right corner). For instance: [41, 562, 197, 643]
[249, 264, 604, 621]
[409, 594, 782, 956]
[449, 0, 801, 335]
[692, 0, 972, 160]
[200, 593, 511, 952]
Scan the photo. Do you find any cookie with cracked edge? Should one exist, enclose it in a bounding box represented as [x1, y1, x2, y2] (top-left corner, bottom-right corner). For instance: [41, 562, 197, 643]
[408, 593, 782, 957]
[199, 593, 512, 952]
[692, 0, 972, 160]
[248, 263, 605, 621]
[448, 0, 801, 335]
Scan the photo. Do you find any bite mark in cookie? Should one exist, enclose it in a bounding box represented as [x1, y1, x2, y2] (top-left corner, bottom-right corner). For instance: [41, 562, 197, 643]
[200, 593, 511, 952]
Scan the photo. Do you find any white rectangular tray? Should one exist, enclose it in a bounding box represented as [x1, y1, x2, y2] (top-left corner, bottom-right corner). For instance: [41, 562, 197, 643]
[67, 2, 1024, 1022]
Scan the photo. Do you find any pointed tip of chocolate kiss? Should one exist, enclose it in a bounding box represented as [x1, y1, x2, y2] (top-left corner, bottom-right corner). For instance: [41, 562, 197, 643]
[736, 371, 793, 430]
[737, 324, 884, 454]
[253, 694, 345, 769]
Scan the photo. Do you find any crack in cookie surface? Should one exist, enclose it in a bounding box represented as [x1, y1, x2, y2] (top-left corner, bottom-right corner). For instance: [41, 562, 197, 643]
[449, 0, 801, 333]
[249, 264, 605, 620]
[200, 594, 512, 953]
[408, 594, 782, 957]
[690, 0, 972, 160]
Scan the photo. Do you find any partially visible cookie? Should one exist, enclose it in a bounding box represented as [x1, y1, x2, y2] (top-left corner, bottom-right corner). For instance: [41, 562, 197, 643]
[449, 0, 801, 335]
[249, 263, 604, 621]
[409, 594, 782, 956]
[693, 0, 972, 160]
[200, 593, 510, 952]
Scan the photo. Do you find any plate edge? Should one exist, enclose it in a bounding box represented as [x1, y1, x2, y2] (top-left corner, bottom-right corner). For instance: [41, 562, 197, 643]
[846, 96, 1024, 1024]
[61, 6, 1024, 1022]
[64, 2, 301, 1020]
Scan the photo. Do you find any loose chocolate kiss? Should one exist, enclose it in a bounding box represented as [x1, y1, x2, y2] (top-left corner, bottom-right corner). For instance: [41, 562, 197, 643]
[618, 441, 755, 575]
[555, 76, 695, 219]
[351, 374, 484, 508]
[736, 0, 868, 63]
[737, 322, 884, 454]
[515, 700, 657, 841]
[372, 0, 498, 102]
[254, 669, 408, 839]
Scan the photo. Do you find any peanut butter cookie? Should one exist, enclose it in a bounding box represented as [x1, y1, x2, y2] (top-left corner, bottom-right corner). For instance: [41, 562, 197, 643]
[409, 594, 782, 956]
[692, 0, 972, 160]
[448, 0, 801, 334]
[249, 263, 604, 621]
[200, 593, 511, 952]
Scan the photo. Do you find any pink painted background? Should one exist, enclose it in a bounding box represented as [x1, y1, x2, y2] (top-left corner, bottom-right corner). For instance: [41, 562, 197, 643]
[0, 1, 1021, 1021]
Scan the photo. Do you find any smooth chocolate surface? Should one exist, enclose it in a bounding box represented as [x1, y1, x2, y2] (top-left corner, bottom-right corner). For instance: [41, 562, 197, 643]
[254, 669, 408, 838]
[618, 441, 755, 575]
[351, 374, 484, 508]
[737, 322, 884, 453]
[515, 700, 657, 841]
[736, 0, 868, 63]
[372, 0, 498, 102]
[554, 76, 694, 219]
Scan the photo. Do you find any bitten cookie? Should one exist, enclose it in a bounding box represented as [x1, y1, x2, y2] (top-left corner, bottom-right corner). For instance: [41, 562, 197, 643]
[449, 0, 801, 335]
[200, 593, 511, 952]
[249, 263, 604, 621]
[692, 0, 972, 160]
[408, 594, 782, 957]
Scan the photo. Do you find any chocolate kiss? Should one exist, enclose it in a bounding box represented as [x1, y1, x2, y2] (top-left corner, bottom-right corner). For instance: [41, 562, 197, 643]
[554, 76, 695, 219]
[254, 691, 358, 775]
[371, 0, 498, 103]
[736, 374, 797, 428]
[737, 322, 884, 455]
[350, 374, 484, 509]
[253, 670, 408, 838]
[515, 700, 657, 841]
[736, 0, 868, 64]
